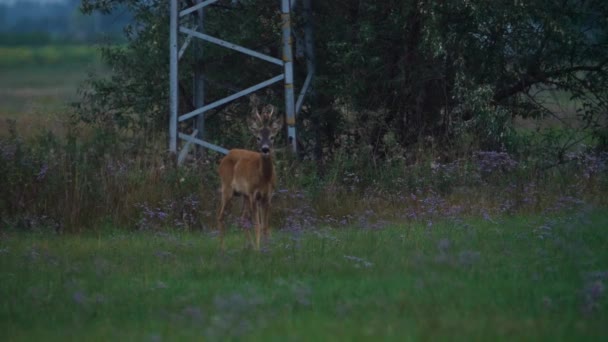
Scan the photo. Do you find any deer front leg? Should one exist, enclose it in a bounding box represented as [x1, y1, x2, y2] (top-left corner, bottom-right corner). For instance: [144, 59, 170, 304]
[242, 195, 255, 248]
[260, 198, 271, 243]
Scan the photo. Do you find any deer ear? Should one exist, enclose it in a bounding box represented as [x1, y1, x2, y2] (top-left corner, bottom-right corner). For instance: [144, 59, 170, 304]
[248, 112, 262, 133]
[270, 116, 284, 135]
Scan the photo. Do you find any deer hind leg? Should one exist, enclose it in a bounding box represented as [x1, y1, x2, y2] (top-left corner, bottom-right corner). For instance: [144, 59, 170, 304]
[217, 188, 233, 251]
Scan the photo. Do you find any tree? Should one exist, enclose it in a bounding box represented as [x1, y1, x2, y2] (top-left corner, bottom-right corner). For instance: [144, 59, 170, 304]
[314, 0, 608, 152]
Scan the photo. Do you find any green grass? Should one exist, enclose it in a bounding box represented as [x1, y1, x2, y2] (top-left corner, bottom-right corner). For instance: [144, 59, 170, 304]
[2, 209, 607, 341]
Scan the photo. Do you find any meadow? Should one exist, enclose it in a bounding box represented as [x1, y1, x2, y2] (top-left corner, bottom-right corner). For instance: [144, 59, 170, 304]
[1, 208, 607, 341]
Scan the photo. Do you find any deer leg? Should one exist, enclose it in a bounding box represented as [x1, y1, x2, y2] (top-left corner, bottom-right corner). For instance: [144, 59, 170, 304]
[260, 198, 271, 244]
[252, 196, 262, 251]
[217, 189, 233, 251]
[242, 195, 255, 248]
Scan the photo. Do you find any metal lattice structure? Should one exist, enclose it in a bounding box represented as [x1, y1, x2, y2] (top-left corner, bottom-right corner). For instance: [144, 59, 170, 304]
[169, 0, 314, 163]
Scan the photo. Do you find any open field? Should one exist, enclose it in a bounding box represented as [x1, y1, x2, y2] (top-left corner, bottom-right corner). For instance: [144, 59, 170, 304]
[1, 208, 607, 341]
[0, 45, 101, 136]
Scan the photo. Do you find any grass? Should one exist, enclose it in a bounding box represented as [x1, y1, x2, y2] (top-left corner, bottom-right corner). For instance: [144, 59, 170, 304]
[1, 208, 607, 341]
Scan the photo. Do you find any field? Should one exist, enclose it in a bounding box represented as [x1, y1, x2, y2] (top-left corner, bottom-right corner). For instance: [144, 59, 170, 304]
[0, 45, 101, 136]
[1, 209, 607, 340]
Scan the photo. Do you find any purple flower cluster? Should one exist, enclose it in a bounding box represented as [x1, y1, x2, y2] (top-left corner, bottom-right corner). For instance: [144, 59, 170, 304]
[581, 271, 607, 315]
[135, 194, 203, 231]
[566, 151, 608, 180]
[206, 290, 265, 338]
[474, 151, 518, 175]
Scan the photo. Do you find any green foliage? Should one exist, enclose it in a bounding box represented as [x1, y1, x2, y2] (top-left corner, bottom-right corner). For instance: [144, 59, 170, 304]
[2, 211, 608, 340]
[452, 83, 516, 151]
[76, 0, 170, 135]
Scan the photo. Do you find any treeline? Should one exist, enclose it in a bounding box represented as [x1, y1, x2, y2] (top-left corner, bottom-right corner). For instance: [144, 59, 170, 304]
[0, 0, 131, 44]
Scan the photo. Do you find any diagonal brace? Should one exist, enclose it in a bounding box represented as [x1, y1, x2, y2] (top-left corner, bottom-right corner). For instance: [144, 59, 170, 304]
[178, 132, 229, 155]
[180, 0, 218, 17]
[179, 74, 285, 122]
[180, 26, 284, 66]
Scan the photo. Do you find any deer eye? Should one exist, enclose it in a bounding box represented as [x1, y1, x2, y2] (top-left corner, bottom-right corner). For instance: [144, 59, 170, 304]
[270, 137, 275, 142]
[257, 137, 262, 142]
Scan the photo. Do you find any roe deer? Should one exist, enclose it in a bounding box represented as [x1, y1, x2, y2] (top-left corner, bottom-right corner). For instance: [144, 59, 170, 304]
[217, 103, 283, 250]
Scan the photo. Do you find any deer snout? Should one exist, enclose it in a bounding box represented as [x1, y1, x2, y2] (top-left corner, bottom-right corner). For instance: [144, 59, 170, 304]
[261, 145, 270, 154]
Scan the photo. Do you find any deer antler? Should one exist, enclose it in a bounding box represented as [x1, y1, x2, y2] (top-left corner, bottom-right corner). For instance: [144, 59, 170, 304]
[260, 104, 274, 121]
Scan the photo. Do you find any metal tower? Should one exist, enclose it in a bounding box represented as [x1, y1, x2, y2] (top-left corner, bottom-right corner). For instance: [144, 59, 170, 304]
[169, 0, 314, 163]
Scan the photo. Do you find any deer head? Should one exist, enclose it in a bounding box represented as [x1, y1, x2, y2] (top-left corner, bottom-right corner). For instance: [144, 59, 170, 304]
[248, 104, 283, 157]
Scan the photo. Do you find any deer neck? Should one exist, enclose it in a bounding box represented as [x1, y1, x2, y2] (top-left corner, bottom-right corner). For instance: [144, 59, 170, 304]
[259, 154, 274, 181]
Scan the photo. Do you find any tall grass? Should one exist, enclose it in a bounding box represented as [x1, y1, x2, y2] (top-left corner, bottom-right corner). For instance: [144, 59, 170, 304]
[1, 117, 607, 234]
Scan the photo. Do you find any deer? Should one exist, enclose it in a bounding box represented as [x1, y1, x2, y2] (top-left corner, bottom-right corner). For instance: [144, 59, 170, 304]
[217, 102, 283, 251]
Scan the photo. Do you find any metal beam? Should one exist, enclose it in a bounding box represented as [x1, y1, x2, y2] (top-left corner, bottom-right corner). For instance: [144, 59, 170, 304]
[194, 1, 205, 151]
[295, 71, 312, 115]
[169, 0, 178, 153]
[282, 0, 297, 152]
[179, 0, 218, 17]
[178, 129, 198, 164]
[178, 25, 198, 60]
[179, 74, 285, 122]
[180, 27, 284, 66]
[303, 0, 316, 91]
[179, 132, 229, 155]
